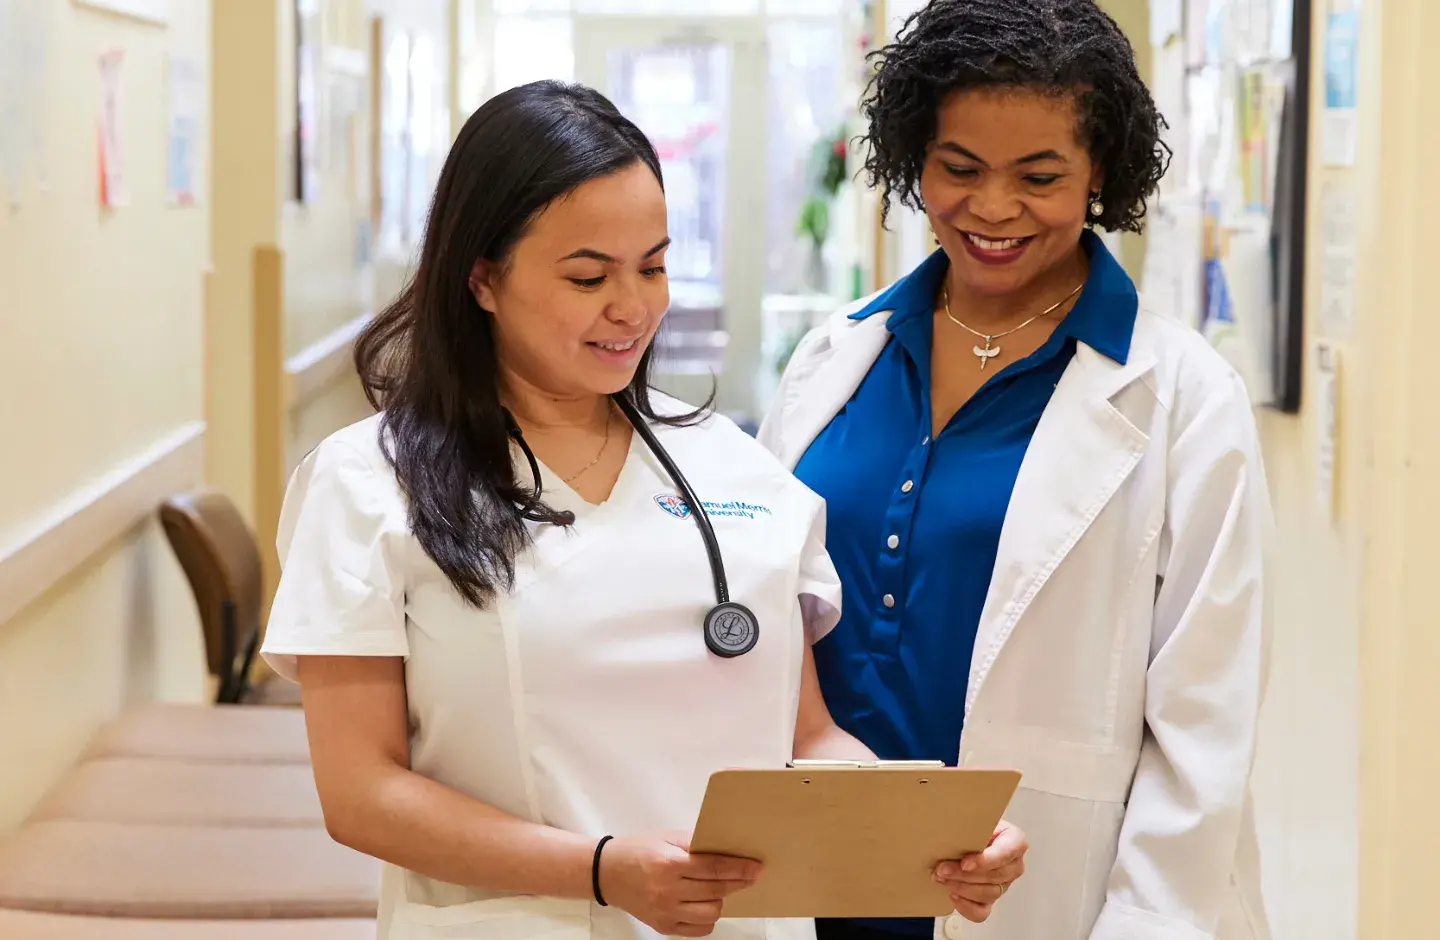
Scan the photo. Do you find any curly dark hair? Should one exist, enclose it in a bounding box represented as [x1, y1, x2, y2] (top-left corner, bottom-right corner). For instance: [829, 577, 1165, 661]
[859, 0, 1169, 234]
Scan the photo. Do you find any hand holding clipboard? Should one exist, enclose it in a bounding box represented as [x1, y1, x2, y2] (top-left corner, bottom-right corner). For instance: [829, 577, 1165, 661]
[687, 760, 1023, 920]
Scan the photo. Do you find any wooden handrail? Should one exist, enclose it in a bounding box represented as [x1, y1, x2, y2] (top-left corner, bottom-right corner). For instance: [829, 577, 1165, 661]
[283, 311, 374, 410]
[0, 423, 206, 627]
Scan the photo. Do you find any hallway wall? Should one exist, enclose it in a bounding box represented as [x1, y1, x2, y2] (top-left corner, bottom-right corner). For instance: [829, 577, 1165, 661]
[280, 0, 452, 475]
[0, 1, 212, 831]
[1243, 9, 1364, 926]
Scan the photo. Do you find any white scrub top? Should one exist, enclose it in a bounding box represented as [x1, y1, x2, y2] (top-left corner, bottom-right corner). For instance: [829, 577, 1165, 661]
[261, 400, 841, 940]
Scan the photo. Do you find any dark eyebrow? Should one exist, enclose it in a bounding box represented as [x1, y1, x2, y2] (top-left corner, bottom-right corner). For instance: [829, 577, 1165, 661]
[558, 248, 614, 263]
[558, 238, 671, 265]
[935, 142, 988, 165]
[1016, 149, 1068, 164]
[934, 142, 1069, 166]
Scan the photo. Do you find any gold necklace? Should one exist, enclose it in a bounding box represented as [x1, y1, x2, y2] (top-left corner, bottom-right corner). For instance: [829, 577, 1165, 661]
[561, 406, 614, 484]
[943, 281, 1085, 370]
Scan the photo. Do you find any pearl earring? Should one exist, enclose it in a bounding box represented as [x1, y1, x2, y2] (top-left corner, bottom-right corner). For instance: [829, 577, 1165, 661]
[1088, 193, 1104, 219]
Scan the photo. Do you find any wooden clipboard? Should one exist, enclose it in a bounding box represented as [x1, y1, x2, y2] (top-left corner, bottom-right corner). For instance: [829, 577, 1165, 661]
[690, 762, 1021, 919]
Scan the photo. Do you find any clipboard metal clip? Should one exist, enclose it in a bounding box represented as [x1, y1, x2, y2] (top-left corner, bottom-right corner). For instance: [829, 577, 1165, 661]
[786, 759, 947, 769]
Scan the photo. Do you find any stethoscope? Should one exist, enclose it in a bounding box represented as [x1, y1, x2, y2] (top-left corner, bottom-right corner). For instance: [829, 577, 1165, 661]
[504, 394, 760, 659]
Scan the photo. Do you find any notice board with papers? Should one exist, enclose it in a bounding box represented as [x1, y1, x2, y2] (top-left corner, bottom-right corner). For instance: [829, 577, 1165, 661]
[1142, 0, 1312, 413]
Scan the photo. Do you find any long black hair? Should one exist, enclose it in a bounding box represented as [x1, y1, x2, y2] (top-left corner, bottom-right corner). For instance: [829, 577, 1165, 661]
[859, 0, 1169, 233]
[354, 80, 699, 607]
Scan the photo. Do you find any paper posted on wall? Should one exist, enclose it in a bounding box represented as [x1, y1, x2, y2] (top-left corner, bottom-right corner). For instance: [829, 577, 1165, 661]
[0, 0, 51, 208]
[1314, 341, 1341, 524]
[1139, 191, 1204, 332]
[98, 47, 127, 208]
[167, 54, 202, 205]
[1206, 220, 1276, 408]
[1323, 2, 1361, 166]
[1318, 177, 1358, 339]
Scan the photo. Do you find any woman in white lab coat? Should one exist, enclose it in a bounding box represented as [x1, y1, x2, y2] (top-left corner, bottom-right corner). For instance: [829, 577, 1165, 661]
[260, 81, 1026, 940]
[760, 3, 1272, 940]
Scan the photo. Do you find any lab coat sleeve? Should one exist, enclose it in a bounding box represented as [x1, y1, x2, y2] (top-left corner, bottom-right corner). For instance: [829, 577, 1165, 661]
[260, 438, 410, 683]
[754, 393, 785, 458]
[756, 325, 827, 464]
[797, 499, 842, 645]
[1090, 372, 1273, 940]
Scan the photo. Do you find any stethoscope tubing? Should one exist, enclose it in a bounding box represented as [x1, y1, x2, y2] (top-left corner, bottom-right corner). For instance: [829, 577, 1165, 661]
[505, 395, 731, 607]
[611, 395, 730, 606]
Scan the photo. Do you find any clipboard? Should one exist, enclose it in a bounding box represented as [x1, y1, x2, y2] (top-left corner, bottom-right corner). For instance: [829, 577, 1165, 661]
[690, 762, 1021, 919]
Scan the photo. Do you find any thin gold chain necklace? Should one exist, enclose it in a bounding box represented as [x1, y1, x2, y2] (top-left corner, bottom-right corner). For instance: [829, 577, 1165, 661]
[943, 281, 1085, 370]
[561, 406, 614, 483]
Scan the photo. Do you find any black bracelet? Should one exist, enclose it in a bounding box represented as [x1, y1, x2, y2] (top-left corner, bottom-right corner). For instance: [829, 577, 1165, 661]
[592, 835, 614, 907]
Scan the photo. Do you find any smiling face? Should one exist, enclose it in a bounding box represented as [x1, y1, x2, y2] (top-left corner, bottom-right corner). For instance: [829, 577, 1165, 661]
[920, 86, 1102, 300]
[472, 161, 670, 399]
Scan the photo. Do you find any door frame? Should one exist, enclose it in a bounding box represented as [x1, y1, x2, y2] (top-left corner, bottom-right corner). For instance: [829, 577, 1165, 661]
[574, 14, 771, 420]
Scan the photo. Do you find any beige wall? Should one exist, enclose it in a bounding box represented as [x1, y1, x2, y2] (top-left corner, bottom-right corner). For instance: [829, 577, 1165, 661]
[0, 0, 457, 830]
[280, 0, 452, 477]
[1245, 6, 1364, 937]
[281, 0, 375, 357]
[1353, 0, 1440, 935]
[1244, 3, 1365, 932]
[0, 1, 212, 831]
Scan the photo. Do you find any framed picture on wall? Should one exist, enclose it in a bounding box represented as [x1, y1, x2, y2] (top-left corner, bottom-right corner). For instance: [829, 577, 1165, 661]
[293, 0, 321, 203]
[1185, 0, 1312, 414]
[1268, 0, 1312, 413]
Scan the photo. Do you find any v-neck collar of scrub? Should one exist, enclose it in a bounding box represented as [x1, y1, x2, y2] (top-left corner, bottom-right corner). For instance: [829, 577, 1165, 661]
[517, 423, 644, 521]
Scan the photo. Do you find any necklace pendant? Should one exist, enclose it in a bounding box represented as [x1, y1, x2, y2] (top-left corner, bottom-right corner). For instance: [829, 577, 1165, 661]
[972, 338, 1000, 370]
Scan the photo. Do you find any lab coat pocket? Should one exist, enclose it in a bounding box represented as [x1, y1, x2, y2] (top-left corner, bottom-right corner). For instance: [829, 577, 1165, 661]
[390, 895, 592, 940]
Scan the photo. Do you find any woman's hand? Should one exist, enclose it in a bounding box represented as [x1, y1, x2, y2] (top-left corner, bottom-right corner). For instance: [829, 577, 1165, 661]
[933, 819, 1028, 923]
[599, 831, 762, 937]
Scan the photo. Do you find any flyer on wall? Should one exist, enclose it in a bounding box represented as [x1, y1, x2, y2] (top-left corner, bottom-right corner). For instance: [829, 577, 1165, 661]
[1323, 0, 1361, 166]
[166, 54, 203, 206]
[98, 47, 127, 209]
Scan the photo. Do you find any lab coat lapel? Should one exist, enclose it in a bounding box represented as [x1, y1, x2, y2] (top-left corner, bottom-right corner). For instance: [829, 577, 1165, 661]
[775, 313, 891, 469]
[965, 342, 1156, 715]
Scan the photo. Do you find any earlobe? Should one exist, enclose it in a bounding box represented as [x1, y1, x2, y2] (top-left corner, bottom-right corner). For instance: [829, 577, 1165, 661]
[469, 260, 496, 310]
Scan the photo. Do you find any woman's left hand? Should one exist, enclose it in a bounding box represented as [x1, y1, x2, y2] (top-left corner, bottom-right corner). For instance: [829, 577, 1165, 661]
[932, 819, 1029, 923]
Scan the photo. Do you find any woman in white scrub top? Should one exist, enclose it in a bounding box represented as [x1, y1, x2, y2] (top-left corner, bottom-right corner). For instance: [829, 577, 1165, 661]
[259, 81, 1028, 940]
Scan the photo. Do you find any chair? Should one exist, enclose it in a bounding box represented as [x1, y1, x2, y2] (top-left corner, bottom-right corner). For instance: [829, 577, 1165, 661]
[159, 489, 298, 706]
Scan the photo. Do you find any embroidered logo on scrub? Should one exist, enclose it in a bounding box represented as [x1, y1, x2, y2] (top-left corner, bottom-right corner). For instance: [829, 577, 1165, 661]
[654, 494, 692, 518]
[653, 494, 772, 520]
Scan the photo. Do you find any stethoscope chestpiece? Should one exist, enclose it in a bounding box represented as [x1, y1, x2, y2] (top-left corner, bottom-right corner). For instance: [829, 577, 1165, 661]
[704, 602, 760, 658]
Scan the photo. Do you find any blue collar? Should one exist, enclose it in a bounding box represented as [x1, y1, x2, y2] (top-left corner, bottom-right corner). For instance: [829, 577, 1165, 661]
[849, 229, 1136, 365]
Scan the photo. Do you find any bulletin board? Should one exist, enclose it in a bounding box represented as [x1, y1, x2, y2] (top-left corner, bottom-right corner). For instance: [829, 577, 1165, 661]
[1142, 0, 1312, 413]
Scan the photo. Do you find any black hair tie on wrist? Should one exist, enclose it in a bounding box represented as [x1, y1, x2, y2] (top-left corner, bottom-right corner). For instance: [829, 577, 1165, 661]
[592, 835, 615, 907]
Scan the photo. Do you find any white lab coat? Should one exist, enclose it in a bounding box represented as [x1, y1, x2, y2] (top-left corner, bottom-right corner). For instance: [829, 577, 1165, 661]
[261, 401, 840, 940]
[758, 297, 1274, 940]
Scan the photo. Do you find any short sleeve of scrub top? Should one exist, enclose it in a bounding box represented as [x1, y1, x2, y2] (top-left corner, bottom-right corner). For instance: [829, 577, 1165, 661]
[262, 437, 410, 682]
[797, 499, 842, 645]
